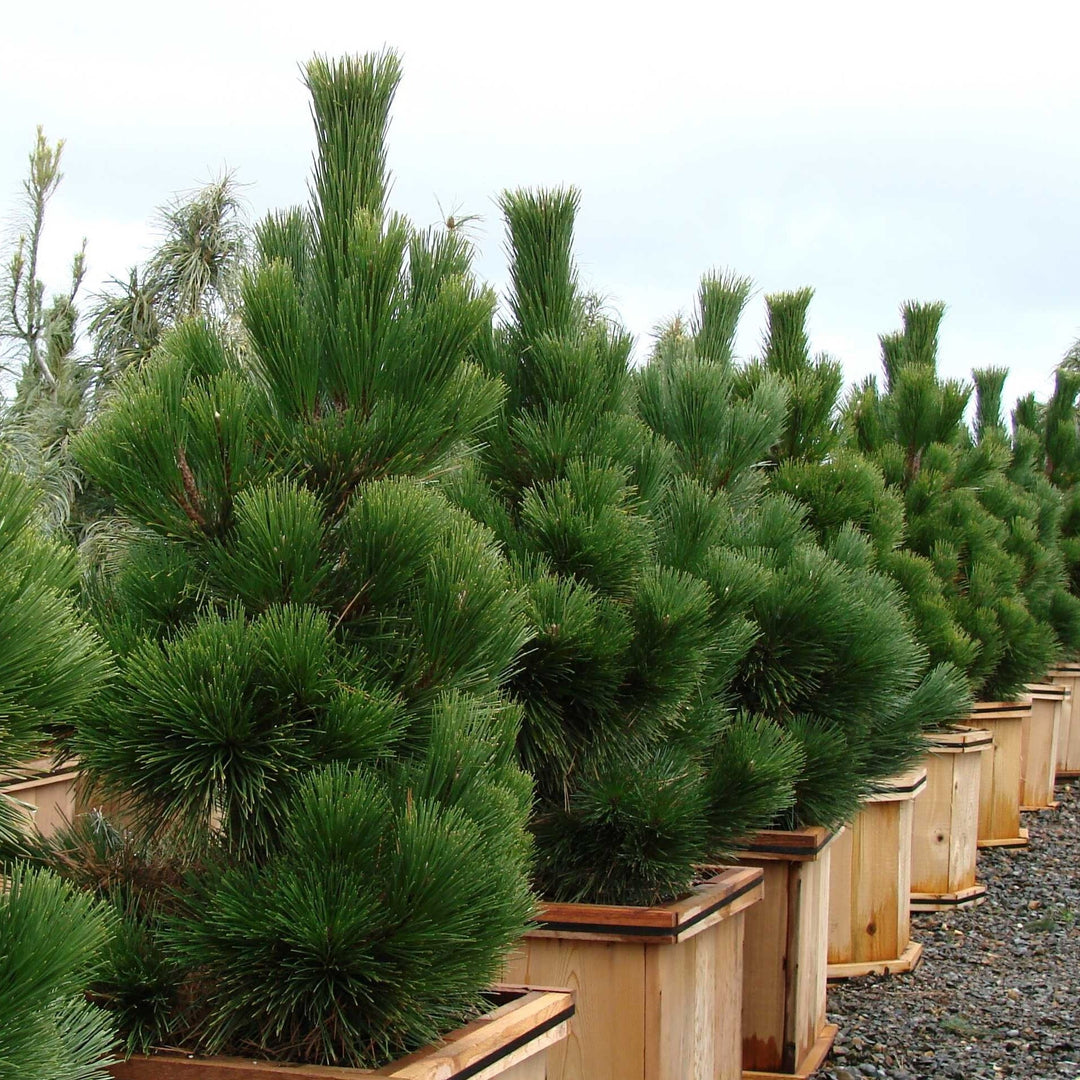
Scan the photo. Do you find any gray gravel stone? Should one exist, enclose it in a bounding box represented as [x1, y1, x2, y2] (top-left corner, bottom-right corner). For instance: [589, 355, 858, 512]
[813, 781, 1080, 1080]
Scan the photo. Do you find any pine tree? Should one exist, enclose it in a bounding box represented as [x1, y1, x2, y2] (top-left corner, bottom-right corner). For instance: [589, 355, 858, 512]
[445, 193, 801, 906]
[0, 467, 108, 842]
[0, 467, 116, 1079]
[637, 277, 970, 830]
[50, 52, 535, 1069]
[844, 301, 1055, 699]
[1014, 367, 1080, 634]
[972, 368, 1080, 664]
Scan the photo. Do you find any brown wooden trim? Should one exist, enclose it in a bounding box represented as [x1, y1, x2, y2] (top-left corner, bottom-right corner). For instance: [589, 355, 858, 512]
[968, 700, 1032, 721]
[1025, 683, 1067, 701]
[529, 866, 764, 944]
[109, 989, 573, 1080]
[926, 728, 993, 754]
[863, 767, 927, 803]
[826, 941, 923, 981]
[977, 826, 1029, 849]
[736, 825, 839, 860]
[0, 770, 80, 794]
[910, 884, 987, 910]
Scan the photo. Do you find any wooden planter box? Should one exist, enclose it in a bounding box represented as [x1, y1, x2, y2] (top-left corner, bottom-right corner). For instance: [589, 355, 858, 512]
[827, 768, 926, 980]
[910, 728, 991, 911]
[502, 866, 764, 1080]
[733, 828, 840, 1080]
[1048, 664, 1080, 778]
[109, 987, 574, 1080]
[0, 755, 81, 837]
[956, 700, 1031, 848]
[1021, 684, 1066, 810]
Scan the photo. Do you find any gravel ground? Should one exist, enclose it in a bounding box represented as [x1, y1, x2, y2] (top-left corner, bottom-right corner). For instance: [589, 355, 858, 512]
[815, 781, 1080, 1080]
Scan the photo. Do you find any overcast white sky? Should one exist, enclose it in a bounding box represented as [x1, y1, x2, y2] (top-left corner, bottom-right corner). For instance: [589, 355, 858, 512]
[3, 0, 1078, 412]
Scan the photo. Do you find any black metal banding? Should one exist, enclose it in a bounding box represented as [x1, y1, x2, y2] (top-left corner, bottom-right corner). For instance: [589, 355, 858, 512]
[878, 776, 928, 796]
[535, 875, 761, 940]
[932, 736, 993, 751]
[452, 1004, 576, 1080]
[746, 837, 833, 857]
[911, 892, 986, 907]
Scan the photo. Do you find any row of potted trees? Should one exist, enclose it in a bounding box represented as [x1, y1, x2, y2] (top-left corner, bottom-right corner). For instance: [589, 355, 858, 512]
[2, 49, 1079, 1080]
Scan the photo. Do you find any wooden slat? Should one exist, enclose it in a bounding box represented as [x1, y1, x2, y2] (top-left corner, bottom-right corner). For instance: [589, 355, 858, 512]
[911, 884, 987, 912]
[737, 841, 833, 1075]
[1, 770, 79, 837]
[643, 909, 743, 1080]
[504, 895, 754, 1080]
[385, 990, 572, 1080]
[910, 750, 953, 897]
[1054, 674, 1080, 773]
[911, 738, 984, 905]
[738, 825, 837, 860]
[956, 710, 1026, 846]
[925, 727, 994, 754]
[862, 767, 927, 803]
[739, 860, 790, 1072]
[828, 774, 922, 972]
[503, 939, 644, 1080]
[1019, 694, 1061, 810]
[110, 990, 572, 1080]
[967, 700, 1032, 722]
[743, 1023, 838, 1080]
[827, 941, 923, 981]
[530, 866, 764, 945]
[1026, 683, 1067, 701]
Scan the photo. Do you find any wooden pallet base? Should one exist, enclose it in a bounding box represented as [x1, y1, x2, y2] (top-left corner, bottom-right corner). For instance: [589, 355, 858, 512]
[827, 941, 923, 981]
[742, 1022, 839, 1080]
[1020, 800, 1060, 812]
[977, 827, 1029, 849]
[911, 884, 987, 912]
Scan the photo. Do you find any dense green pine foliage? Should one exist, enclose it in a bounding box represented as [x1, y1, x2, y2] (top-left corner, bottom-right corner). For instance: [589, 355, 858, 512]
[846, 302, 1061, 699]
[638, 277, 970, 829]
[1014, 369, 1080, 622]
[0, 865, 117, 1080]
[972, 368, 1080, 662]
[746, 289, 979, 681]
[446, 193, 801, 905]
[0, 468, 108, 844]
[35, 52, 537, 1069]
[0, 469, 116, 1077]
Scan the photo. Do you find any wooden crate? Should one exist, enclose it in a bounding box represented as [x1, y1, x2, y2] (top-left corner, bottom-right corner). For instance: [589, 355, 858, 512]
[733, 828, 840, 1079]
[956, 700, 1031, 848]
[1, 756, 80, 837]
[1021, 684, 1066, 810]
[910, 728, 990, 911]
[502, 866, 764, 1080]
[109, 987, 573, 1080]
[1, 755, 126, 838]
[1048, 665, 1080, 778]
[827, 769, 926, 980]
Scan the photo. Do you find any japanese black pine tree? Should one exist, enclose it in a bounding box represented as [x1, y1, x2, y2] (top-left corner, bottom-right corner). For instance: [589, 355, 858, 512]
[0, 467, 116, 1079]
[446, 191, 801, 906]
[55, 52, 535, 1068]
[846, 302, 1057, 699]
[637, 277, 969, 830]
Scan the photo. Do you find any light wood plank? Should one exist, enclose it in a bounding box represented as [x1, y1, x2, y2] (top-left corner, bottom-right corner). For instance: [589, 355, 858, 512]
[957, 706, 1027, 846]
